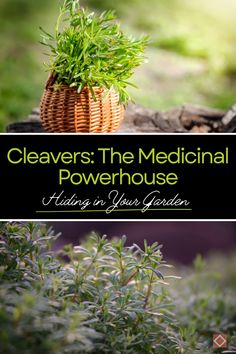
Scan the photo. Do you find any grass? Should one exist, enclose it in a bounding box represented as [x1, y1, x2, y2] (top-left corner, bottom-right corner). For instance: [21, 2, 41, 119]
[1, 0, 236, 130]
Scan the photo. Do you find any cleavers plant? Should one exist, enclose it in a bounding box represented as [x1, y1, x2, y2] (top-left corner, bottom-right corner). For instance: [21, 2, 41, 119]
[0, 222, 179, 354]
[40, 0, 148, 103]
[1, 222, 236, 353]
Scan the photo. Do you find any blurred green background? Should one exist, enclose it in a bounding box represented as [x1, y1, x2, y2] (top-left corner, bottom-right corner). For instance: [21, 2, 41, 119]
[1, 0, 236, 131]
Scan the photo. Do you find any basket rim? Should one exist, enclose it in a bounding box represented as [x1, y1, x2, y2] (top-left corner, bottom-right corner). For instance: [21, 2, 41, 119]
[45, 73, 121, 96]
[45, 83, 112, 92]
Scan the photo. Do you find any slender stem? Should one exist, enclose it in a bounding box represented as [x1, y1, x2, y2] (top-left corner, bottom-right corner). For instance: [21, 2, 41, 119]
[123, 270, 138, 286]
[82, 249, 99, 277]
[119, 255, 125, 283]
[29, 229, 33, 261]
[56, 3, 66, 38]
[144, 271, 154, 309]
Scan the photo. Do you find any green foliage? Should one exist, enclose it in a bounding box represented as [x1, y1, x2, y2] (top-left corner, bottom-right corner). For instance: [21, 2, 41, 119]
[0, 222, 179, 353]
[1, 222, 236, 353]
[170, 258, 236, 353]
[41, 0, 148, 104]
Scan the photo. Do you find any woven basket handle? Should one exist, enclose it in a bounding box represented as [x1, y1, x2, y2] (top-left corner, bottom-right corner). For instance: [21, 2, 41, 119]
[45, 73, 57, 89]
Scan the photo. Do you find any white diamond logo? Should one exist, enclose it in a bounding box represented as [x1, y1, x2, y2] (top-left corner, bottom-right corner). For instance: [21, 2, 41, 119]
[213, 334, 227, 348]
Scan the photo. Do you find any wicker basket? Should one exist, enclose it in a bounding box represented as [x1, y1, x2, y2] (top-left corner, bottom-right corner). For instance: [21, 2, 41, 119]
[40, 75, 124, 133]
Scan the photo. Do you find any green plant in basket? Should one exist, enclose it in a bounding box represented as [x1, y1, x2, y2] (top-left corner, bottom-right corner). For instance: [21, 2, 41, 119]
[40, 0, 148, 133]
